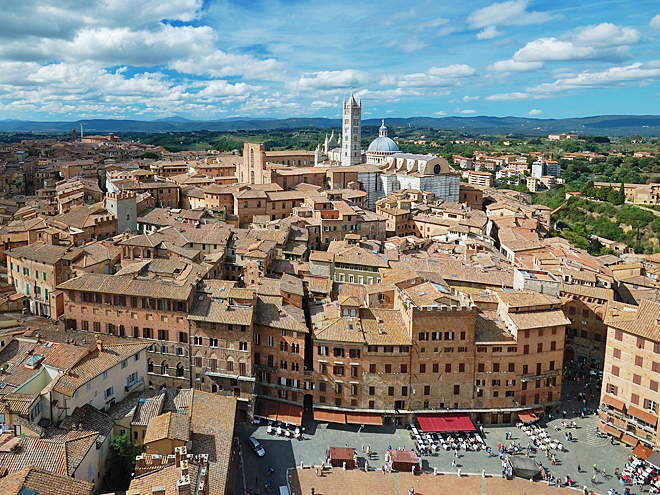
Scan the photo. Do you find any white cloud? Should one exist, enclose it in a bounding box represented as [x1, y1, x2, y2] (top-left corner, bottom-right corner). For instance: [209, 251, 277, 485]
[462, 95, 480, 102]
[514, 38, 595, 62]
[467, 1, 553, 29]
[477, 26, 502, 40]
[527, 109, 542, 116]
[171, 51, 281, 80]
[434, 111, 447, 116]
[293, 70, 372, 91]
[310, 100, 334, 109]
[427, 64, 476, 78]
[487, 61, 660, 101]
[650, 14, 660, 29]
[196, 81, 258, 100]
[460, 109, 476, 114]
[488, 60, 544, 72]
[571, 23, 640, 48]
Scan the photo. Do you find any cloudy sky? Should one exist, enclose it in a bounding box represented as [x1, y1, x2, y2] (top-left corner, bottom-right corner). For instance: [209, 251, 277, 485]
[1, 0, 660, 121]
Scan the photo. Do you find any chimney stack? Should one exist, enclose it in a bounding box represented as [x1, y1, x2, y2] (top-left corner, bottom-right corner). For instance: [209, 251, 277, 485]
[96, 339, 103, 353]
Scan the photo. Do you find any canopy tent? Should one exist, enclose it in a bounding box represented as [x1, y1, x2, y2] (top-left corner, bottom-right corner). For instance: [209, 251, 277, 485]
[647, 451, 660, 470]
[417, 414, 476, 433]
[602, 394, 626, 412]
[517, 411, 538, 424]
[276, 403, 303, 426]
[314, 409, 346, 424]
[254, 399, 280, 422]
[633, 443, 653, 461]
[391, 449, 420, 472]
[507, 456, 541, 480]
[600, 423, 622, 439]
[328, 447, 355, 468]
[345, 412, 383, 426]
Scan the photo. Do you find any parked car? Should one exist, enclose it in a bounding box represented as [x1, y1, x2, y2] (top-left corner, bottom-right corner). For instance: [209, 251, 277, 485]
[248, 436, 266, 457]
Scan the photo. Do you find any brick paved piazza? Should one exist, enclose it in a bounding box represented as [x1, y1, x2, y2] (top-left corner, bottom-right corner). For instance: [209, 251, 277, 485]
[237, 410, 638, 495]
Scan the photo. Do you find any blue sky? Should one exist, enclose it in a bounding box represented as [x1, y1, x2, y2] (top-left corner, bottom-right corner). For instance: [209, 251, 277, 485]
[1, 0, 660, 121]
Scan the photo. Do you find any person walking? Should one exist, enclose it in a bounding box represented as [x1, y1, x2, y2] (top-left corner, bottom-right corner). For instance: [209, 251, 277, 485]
[577, 465, 581, 473]
[452, 457, 456, 467]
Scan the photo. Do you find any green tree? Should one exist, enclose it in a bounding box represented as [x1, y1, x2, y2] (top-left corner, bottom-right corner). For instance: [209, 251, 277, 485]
[616, 183, 625, 205]
[110, 433, 144, 488]
[139, 151, 160, 159]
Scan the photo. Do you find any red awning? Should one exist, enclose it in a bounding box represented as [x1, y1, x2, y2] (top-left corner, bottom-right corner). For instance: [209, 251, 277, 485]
[255, 399, 280, 422]
[276, 403, 303, 426]
[517, 411, 538, 424]
[602, 394, 625, 412]
[621, 433, 638, 447]
[417, 414, 476, 433]
[314, 409, 346, 424]
[345, 412, 383, 426]
[628, 405, 658, 427]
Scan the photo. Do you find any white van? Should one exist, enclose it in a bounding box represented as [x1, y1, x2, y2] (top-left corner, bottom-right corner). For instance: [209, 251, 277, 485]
[279, 486, 290, 495]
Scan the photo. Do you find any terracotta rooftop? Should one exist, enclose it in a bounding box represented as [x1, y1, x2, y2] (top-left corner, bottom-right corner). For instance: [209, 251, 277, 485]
[0, 465, 93, 495]
[144, 412, 190, 444]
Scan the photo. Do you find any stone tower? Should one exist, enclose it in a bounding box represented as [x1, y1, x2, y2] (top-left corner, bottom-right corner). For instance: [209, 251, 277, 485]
[105, 190, 137, 234]
[71, 128, 77, 142]
[342, 93, 361, 167]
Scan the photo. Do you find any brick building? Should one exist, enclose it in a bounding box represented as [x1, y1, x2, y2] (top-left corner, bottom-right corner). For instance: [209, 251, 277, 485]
[598, 300, 660, 448]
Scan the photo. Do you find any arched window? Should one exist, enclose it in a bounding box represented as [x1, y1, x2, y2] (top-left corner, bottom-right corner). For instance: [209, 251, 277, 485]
[212, 384, 218, 393]
[148, 359, 154, 373]
[251, 170, 255, 184]
[176, 363, 184, 377]
[161, 361, 169, 376]
[227, 359, 234, 372]
[250, 148, 255, 168]
[280, 360, 288, 370]
[280, 341, 288, 352]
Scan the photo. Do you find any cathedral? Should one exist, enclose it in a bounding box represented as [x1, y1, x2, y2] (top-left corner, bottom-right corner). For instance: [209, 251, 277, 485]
[313, 93, 460, 205]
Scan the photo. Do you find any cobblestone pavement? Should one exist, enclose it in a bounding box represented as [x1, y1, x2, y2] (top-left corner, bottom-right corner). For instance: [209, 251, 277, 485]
[292, 469, 588, 495]
[236, 410, 636, 495]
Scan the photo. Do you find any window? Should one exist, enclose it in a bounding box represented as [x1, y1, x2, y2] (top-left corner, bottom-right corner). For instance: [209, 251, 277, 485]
[349, 349, 360, 359]
[444, 331, 454, 341]
[369, 363, 376, 373]
[368, 386, 375, 395]
[646, 399, 658, 412]
[631, 393, 640, 405]
[653, 362, 660, 373]
[537, 343, 543, 353]
[654, 342, 660, 354]
[385, 364, 392, 373]
[609, 384, 618, 395]
[333, 365, 344, 376]
[127, 372, 138, 387]
[418, 332, 429, 341]
[334, 347, 344, 358]
[445, 363, 452, 373]
[388, 386, 394, 396]
[633, 374, 642, 385]
[121, 359, 128, 369]
[104, 387, 114, 399]
[335, 383, 342, 394]
[402, 386, 408, 396]
[493, 363, 500, 373]
[523, 345, 529, 355]
[433, 363, 439, 373]
[459, 363, 465, 373]
[419, 363, 426, 373]
[522, 365, 528, 374]
[400, 364, 408, 373]
[318, 346, 328, 356]
[453, 385, 460, 395]
[615, 329, 623, 341]
[635, 355, 644, 367]
[194, 336, 203, 345]
[613, 348, 621, 359]
[611, 365, 620, 377]
[431, 331, 441, 341]
[508, 363, 515, 372]
[267, 336, 274, 347]
[460, 331, 466, 340]
[210, 338, 218, 347]
[651, 380, 659, 392]
[103, 371, 108, 380]
[637, 337, 645, 349]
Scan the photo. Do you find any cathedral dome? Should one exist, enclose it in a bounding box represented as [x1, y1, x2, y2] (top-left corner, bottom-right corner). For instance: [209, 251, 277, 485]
[367, 120, 399, 153]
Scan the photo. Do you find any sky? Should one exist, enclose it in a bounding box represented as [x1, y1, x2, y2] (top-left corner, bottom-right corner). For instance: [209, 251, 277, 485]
[1, 0, 660, 121]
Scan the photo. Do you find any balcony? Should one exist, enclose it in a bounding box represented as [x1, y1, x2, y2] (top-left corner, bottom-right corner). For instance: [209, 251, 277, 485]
[599, 406, 657, 436]
[521, 371, 560, 382]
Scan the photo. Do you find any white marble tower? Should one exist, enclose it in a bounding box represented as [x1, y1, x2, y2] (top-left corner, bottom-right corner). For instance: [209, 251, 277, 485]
[342, 93, 361, 167]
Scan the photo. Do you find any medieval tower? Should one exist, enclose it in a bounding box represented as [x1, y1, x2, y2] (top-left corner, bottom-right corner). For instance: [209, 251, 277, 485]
[342, 93, 361, 167]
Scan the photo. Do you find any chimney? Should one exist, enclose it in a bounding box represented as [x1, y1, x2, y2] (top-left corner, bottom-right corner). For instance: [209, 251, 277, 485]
[177, 475, 191, 495]
[96, 339, 103, 353]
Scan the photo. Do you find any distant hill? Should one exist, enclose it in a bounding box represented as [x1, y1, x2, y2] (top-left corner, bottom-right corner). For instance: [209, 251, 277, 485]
[2, 115, 660, 136]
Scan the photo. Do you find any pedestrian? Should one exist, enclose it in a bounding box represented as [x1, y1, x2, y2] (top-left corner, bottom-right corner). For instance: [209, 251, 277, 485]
[452, 458, 456, 467]
[409, 488, 414, 495]
[578, 465, 581, 473]
[361, 445, 365, 453]
[345, 442, 349, 448]
[311, 489, 315, 495]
